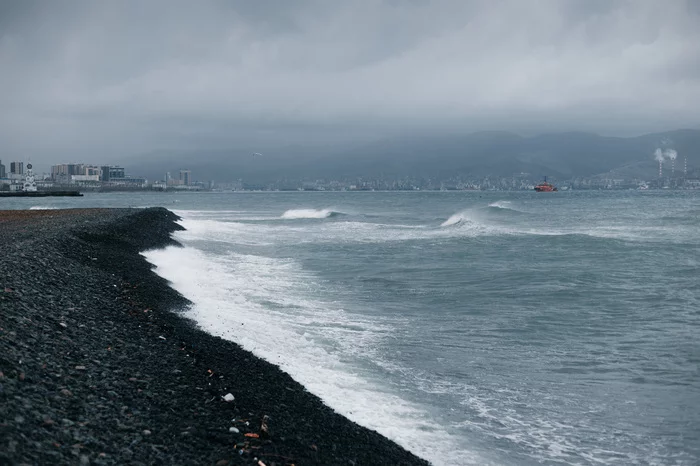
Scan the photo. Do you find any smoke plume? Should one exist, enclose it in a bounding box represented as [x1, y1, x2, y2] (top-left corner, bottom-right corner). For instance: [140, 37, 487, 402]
[663, 149, 678, 160]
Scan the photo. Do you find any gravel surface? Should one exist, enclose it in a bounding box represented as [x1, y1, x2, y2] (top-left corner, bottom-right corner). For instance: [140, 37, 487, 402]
[0, 208, 431, 466]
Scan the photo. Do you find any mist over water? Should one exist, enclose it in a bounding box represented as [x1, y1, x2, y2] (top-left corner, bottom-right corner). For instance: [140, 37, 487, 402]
[10, 191, 699, 465]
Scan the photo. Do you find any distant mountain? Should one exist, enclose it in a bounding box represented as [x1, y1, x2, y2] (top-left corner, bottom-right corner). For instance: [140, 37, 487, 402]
[123, 129, 700, 183]
[122, 145, 332, 184]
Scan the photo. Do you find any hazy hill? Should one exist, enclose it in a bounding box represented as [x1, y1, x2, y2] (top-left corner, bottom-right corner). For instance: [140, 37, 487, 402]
[123, 129, 700, 183]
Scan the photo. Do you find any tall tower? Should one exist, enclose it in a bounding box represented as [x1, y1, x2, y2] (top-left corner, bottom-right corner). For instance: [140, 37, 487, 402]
[23, 163, 37, 192]
[685, 156, 688, 177]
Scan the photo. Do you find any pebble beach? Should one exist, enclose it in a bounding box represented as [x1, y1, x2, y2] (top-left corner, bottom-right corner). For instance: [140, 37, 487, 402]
[0, 207, 429, 466]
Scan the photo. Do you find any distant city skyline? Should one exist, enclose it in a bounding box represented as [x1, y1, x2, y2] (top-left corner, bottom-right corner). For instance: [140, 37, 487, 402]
[3, 150, 699, 194]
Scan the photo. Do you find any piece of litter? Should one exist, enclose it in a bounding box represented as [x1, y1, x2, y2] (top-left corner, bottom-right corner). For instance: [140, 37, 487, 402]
[229, 427, 239, 433]
[222, 393, 235, 402]
[244, 433, 259, 438]
[158, 336, 166, 340]
[59, 323, 67, 328]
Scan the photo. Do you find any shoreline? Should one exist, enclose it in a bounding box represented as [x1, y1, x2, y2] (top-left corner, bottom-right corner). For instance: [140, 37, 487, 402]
[0, 208, 429, 465]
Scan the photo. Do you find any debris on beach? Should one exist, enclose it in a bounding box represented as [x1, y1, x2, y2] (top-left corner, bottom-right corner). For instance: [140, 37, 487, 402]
[260, 415, 270, 438]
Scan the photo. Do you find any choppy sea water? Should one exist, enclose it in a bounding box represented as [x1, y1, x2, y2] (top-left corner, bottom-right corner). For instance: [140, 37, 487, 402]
[9, 191, 700, 465]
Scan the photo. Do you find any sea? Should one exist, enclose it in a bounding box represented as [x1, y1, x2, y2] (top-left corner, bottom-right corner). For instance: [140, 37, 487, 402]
[6, 190, 700, 465]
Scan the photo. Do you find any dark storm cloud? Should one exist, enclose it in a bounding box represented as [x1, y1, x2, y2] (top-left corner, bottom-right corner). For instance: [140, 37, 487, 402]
[0, 0, 698, 163]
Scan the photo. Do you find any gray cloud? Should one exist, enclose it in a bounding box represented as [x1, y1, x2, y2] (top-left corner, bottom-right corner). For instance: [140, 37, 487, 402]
[1, 0, 698, 165]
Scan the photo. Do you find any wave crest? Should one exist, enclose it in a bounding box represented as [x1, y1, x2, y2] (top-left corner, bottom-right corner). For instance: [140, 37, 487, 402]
[488, 201, 512, 210]
[441, 212, 476, 227]
[281, 208, 340, 219]
[488, 201, 525, 214]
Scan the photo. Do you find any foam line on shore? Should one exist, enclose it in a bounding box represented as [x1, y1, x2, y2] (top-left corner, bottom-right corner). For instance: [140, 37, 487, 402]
[144, 244, 478, 465]
[0, 207, 429, 466]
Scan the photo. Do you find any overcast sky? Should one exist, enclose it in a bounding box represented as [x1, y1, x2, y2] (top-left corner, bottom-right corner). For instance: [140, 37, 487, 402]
[1, 0, 698, 165]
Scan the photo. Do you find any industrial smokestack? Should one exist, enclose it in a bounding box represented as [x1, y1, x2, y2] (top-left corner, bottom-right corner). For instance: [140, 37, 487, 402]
[664, 149, 678, 177]
[655, 148, 664, 178]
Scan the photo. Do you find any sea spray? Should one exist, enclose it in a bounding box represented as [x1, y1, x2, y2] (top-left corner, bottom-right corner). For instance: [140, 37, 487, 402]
[281, 208, 339, 219]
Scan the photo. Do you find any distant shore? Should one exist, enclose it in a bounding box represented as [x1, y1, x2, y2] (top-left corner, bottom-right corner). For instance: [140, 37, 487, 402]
[0, 207, 428, 466]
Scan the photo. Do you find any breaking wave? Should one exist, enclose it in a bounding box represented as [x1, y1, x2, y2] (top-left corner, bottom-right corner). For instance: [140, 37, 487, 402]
[177, 208, 679, 248]
[487, 201, 527, 214]
[488, 200, 513, 210]
[438, 209, 664, 243]
[281, 208, 343, 219]
[143, 244, 474, 465]
[441, 211, 476, 227]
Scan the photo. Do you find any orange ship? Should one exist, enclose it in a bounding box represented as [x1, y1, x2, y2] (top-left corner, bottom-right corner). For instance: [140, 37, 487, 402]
[534, 177, 557, 192]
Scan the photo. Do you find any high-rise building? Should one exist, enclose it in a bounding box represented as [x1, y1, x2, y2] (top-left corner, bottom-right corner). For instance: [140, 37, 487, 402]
[180, 169, 191, 186]
[0, 160, 5, 178]
[10, 162, 24, 175]
[101, 166, 125, 181]
[52, 164, 66, 178]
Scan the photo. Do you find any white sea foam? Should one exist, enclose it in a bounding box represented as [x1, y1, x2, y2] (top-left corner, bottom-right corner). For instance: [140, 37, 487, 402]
[487, 200, 513, 210]
[173, 210, 248, 214]
[441, 212, 470, 227]
[438, 209, 688, 244]
[143, 244, 481, 465]
[177, 207, 678, 250]
[174, 218, 274, 246]
[439, 210, 477, 227]
[178, 211, 508, 248]
[281, 208, 337, 219]
[439, 211, 508, 238]
[173, 209, 276, 222]
[29, 206, 56, 210]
